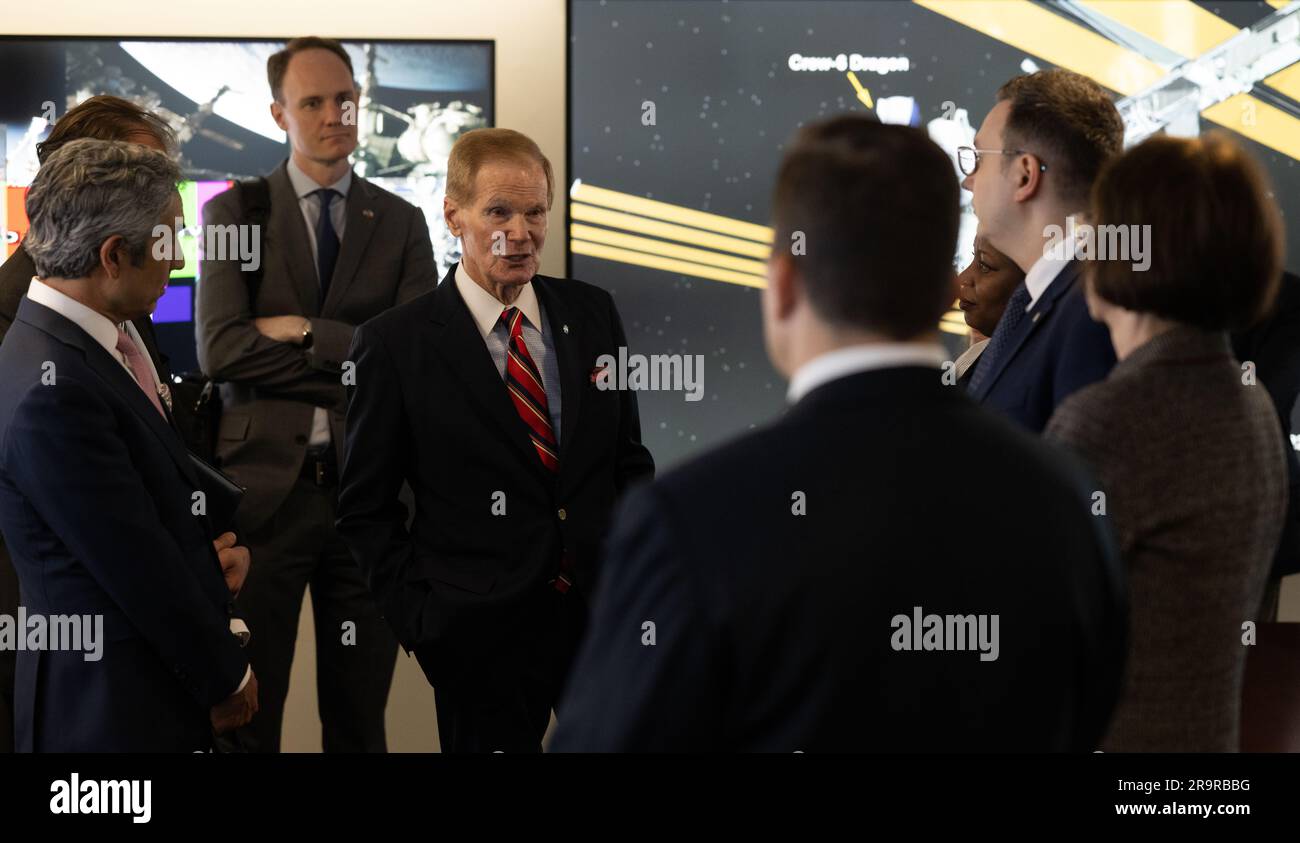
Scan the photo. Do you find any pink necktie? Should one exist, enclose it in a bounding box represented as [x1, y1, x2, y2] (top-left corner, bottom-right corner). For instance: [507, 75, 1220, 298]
[114, 327, 166, 420]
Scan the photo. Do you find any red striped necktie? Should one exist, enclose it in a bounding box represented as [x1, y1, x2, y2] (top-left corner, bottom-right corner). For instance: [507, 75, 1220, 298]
[500, 307, 559, 473]
[501, 307, 574, 594]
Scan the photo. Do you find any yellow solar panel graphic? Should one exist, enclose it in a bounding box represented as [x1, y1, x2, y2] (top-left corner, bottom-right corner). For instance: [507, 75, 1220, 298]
[571, 1, 1300, 340]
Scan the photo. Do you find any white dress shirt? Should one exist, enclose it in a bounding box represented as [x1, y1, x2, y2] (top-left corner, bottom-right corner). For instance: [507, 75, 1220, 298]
[285, 157, 351, 449]
[1023, 220, 1081, 312]
[286, 156, 350, 263]
[456, 260, 543, 343]
[455, 261, 562, 440]
[786, 342, 948, 404]
[26, 278, 160, 387]
[26, 278, 251, 694]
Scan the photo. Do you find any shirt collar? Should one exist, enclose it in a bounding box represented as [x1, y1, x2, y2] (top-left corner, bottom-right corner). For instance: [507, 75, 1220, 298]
[1023, 220, 1081, 311]
[786, 342, 947, 404]
[286, 156, 351, 200]
[25, 277, 122, 362]
[455, 261, 543, 340]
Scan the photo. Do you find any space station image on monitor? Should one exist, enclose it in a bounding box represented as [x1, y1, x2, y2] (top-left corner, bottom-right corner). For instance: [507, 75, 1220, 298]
[0, 37, 493, 368]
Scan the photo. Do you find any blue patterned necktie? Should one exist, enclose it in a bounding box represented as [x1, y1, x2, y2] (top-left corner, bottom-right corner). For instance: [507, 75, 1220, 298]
[314, 188, 340, 301]
[968, 283, 1033, 394]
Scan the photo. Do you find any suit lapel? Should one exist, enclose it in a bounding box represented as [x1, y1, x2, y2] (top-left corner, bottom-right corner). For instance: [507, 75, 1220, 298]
[323, 176, 379, 314]
[533, 277, 584, 462]
[971, 304, 1036, 401]
[17, 300, 199, 490]
[973, 261, 1080, 399]
[268, 163, 320, 315]
[428, 266, 550, 483]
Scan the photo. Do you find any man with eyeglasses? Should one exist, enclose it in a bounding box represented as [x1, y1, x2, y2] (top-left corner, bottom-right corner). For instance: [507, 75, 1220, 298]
[957, 69, 1120, 432]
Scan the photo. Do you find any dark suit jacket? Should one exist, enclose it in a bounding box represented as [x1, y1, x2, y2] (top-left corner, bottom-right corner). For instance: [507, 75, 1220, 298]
[0, 298, 247, 751]
[0, 243, 173, 752]
[196, 161, 435, 532]
[552, 367, 1127, 752]
[967, 261, 1115, 432]
[335, 265, 655, 686]
[1232, 271, 1300, 579]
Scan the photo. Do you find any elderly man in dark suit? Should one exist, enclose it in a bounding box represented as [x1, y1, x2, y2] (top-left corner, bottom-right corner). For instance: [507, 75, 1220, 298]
[337, 127, 655, 752]
[196, 37, 435, 753]
[959, 70, 1121, 431]
[551, 117, 1126, 752]
[0, 140, 256, 751]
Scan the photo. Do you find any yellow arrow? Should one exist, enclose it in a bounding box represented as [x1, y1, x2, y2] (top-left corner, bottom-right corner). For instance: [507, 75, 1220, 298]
[846, 71, 874, 109]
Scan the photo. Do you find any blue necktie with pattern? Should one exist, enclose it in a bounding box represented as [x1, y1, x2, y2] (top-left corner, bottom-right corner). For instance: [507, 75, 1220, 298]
[314, 188, 340, 302]
[968, 283, 1033, 394]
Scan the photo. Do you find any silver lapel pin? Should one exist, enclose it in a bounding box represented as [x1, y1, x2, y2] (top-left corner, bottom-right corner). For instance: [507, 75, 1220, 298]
[562, 324, 570, 334]
[157, 381, 173, 413]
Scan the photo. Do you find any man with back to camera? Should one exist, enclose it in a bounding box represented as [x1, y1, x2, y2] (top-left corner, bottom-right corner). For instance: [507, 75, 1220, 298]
[550, 117, 1127, 752]
[959, 69, 1120, 431]
[0, 139, 256, 751]
[196, 36, 436, 752]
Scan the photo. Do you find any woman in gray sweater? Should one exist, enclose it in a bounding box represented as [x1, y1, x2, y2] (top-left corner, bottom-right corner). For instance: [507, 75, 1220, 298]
[1046, 132, 1289, 752]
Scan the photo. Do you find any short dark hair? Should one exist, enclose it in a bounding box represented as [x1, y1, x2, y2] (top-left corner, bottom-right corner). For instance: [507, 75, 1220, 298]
[267, 37, 354, 103]
[36, 95, 176, 164]
[771, 116, 960, 339]
[1088, 132, 1282, 332]
[997, 69, 1124, 206]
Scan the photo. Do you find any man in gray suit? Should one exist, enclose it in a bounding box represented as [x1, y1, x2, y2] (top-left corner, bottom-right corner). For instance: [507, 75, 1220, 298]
[196, 36, 435, 752]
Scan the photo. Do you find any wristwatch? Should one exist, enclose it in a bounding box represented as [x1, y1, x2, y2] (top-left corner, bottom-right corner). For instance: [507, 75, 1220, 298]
[301, 319, 314, 350]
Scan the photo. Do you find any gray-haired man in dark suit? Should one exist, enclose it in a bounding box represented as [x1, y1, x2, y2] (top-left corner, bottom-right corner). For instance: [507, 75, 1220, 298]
[0, 95, 231, 753]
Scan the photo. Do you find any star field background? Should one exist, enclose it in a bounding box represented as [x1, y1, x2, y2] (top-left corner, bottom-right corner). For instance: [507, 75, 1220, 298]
[570, 0, 1300, 469]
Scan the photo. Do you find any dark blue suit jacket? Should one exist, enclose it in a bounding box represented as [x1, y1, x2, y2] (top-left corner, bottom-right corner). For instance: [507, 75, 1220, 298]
[0, 297, 247, 751]
[967, 261, 1115, 432]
